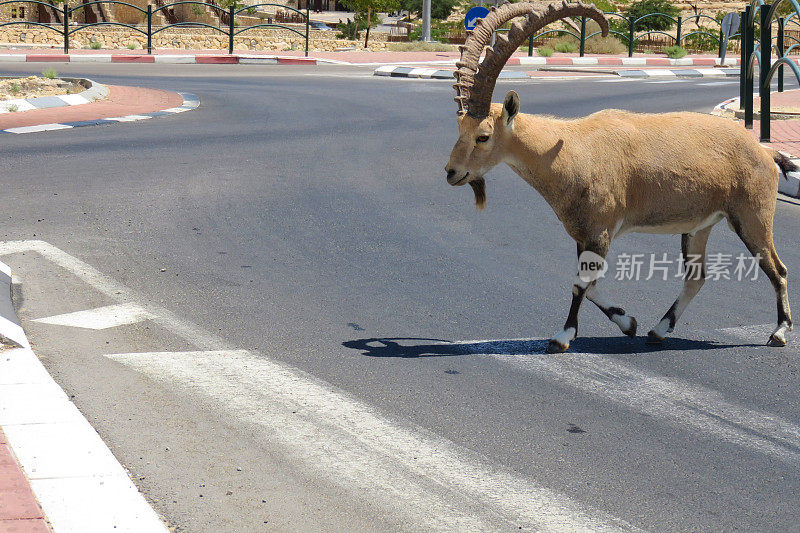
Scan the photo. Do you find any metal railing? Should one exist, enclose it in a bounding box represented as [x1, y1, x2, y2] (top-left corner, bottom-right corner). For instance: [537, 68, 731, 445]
[494, 11, 738, 58]
[0, 0, 310, 55]
[740, 0, 800, 141]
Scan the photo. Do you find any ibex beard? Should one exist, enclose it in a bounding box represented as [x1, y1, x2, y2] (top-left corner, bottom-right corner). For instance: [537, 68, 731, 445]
[446, 1, 794, 353]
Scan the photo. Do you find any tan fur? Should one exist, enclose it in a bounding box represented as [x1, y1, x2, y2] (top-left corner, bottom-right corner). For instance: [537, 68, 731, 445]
[448, 105, 779, 239]
[445, 95, 792, 349]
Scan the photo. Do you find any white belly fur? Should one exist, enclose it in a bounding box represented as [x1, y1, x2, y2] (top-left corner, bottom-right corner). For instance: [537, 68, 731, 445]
[615, 211, 724, 237]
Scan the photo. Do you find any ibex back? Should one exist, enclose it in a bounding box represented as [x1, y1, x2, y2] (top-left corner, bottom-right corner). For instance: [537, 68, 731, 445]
[445, 1, 795, 353]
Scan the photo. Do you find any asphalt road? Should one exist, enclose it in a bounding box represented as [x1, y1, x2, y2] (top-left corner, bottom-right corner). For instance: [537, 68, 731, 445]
[1, 63, 799, 532]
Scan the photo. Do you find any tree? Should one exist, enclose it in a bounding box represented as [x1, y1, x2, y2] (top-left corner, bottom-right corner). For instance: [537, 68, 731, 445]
[623, 0, 679, 31]
[399, 0, 459, 21]
[339, 0, 400, 46]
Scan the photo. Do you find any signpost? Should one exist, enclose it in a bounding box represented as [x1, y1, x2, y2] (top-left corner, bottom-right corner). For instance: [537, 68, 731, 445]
[464, 6, 490, 30]
[720, 12, 740, 63]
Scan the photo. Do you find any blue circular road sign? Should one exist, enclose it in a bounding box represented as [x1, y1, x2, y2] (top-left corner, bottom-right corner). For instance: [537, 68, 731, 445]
[464, 6, 490, 30]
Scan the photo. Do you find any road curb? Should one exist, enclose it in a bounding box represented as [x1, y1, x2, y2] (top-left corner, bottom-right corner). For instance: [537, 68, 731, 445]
[0, 91, 199, 134]
[0, 77, 108, 114]
[374, 65, 741, 80]
[0, 53, 327, 64]
[0, 259, 169, 532]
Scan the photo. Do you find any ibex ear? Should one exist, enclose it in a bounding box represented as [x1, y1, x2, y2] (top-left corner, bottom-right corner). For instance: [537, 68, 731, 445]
[502, 90, 519, 125]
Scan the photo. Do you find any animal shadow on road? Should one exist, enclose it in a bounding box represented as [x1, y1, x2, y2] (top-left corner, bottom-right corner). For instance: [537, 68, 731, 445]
[342, 336, 749, 358]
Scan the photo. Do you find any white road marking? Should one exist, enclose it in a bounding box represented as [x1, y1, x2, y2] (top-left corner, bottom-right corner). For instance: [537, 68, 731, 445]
[444, 338, 800, 465]
[697, 81, 738, 86]
[33, 303, 153, 330]
[716, 323, 773, 341]
[0, 240, 637, 530]
[106, 350, 638, 532]
[0, 343, 168, 533]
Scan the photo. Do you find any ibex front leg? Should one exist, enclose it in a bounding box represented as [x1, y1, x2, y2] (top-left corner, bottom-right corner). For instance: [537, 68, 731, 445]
[547, 235, 611, 354]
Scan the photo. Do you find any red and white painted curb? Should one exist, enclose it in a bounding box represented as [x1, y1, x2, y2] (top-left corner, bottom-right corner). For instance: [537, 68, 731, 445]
[510, 56, 741, 66]
[0, 261, 168, 533]
[0, 54, 750, 66]
[0, 54, 325, 64]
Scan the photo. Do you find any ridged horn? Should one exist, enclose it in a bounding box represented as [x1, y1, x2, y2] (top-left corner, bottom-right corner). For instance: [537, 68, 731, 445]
[453, 1, 608, 117]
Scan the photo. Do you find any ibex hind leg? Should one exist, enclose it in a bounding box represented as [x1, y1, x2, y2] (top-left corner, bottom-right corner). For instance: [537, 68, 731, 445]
[729, 213, 792, 346]
[647, 227, 712, 344]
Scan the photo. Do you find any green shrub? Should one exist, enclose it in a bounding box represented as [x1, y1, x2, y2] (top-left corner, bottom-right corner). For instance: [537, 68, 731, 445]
[9, 83, 20, 95]
[42, 68, 57, 79]
[684, 27, 720, 52]
[664, 45, 687, 58]
[554, 41, 576, 53]
[537, 46, 554, 57]
[191, 4, 204, 15]
[623, 0, 679, 31]
[127, 42, 137, 50]
[88, 41, 102, 49]
[8, 104, 19, 112]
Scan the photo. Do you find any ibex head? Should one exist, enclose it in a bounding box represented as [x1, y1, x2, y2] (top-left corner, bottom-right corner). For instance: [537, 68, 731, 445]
[445, 1, 608, 209]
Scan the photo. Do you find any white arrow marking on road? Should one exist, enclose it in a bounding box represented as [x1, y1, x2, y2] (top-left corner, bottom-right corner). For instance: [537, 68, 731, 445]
[33, 303, 154, 330]
[105, 349, 639, 533]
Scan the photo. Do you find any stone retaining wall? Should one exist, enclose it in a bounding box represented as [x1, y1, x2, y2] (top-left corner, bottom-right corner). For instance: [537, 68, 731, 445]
[0, 25, 393, 51]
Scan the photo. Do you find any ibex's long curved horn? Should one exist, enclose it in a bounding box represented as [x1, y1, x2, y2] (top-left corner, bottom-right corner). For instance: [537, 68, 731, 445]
[454, 1, 608, 117]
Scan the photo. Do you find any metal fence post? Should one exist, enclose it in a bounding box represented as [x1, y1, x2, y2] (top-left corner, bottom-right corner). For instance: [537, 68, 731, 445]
[740, 9, 747, 113]
[305, 2, 309, 56]
[528, 34, 533, 56]
[628, 16, 634, 57]
[147, 4, 152, 54]
[676, 16, 682, 47]
[63, 1, 69, 54]
[778, 16, 785, 92]
[744, 6, 754, 129]
[718, 28, 724, 58]
[760, 7, 771, 142]
[579, 15, 586, 56]
[228, 6, 234, 54]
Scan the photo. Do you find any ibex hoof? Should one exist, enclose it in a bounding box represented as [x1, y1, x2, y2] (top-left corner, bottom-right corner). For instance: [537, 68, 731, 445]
[622, 316, 638, 338]
[645, 330, 665, 344]
[546, 339, 569, 354]
[767, 333, 787, 347]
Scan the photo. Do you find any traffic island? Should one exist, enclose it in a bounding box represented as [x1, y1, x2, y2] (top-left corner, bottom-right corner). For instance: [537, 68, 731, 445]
[0, 85, 198, 134]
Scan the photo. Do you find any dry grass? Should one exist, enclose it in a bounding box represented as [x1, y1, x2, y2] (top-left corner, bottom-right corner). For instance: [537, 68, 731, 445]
[545, 21, 627, 55]
[0, 76, 82, 101]
[386, 41, 458, 52]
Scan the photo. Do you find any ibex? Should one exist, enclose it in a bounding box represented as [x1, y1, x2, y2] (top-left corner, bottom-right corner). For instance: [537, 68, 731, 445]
[445, 1, 795, 353]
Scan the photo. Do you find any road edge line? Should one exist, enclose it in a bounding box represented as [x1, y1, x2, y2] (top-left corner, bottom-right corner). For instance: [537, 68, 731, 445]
[0, 258, 170, 533]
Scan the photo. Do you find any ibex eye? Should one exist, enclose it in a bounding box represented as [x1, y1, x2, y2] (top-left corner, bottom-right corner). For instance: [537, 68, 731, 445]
[476, 135, 490, 143]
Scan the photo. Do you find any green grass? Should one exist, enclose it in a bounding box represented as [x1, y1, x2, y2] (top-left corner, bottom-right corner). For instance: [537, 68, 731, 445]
[127, 42, 137, 50]
[554, 41, 576, 53]
[664, 45, 687, 59]
[537, 47, 554, 57]
[9, 83, 20, 95]
[42, 68, 57, 79]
